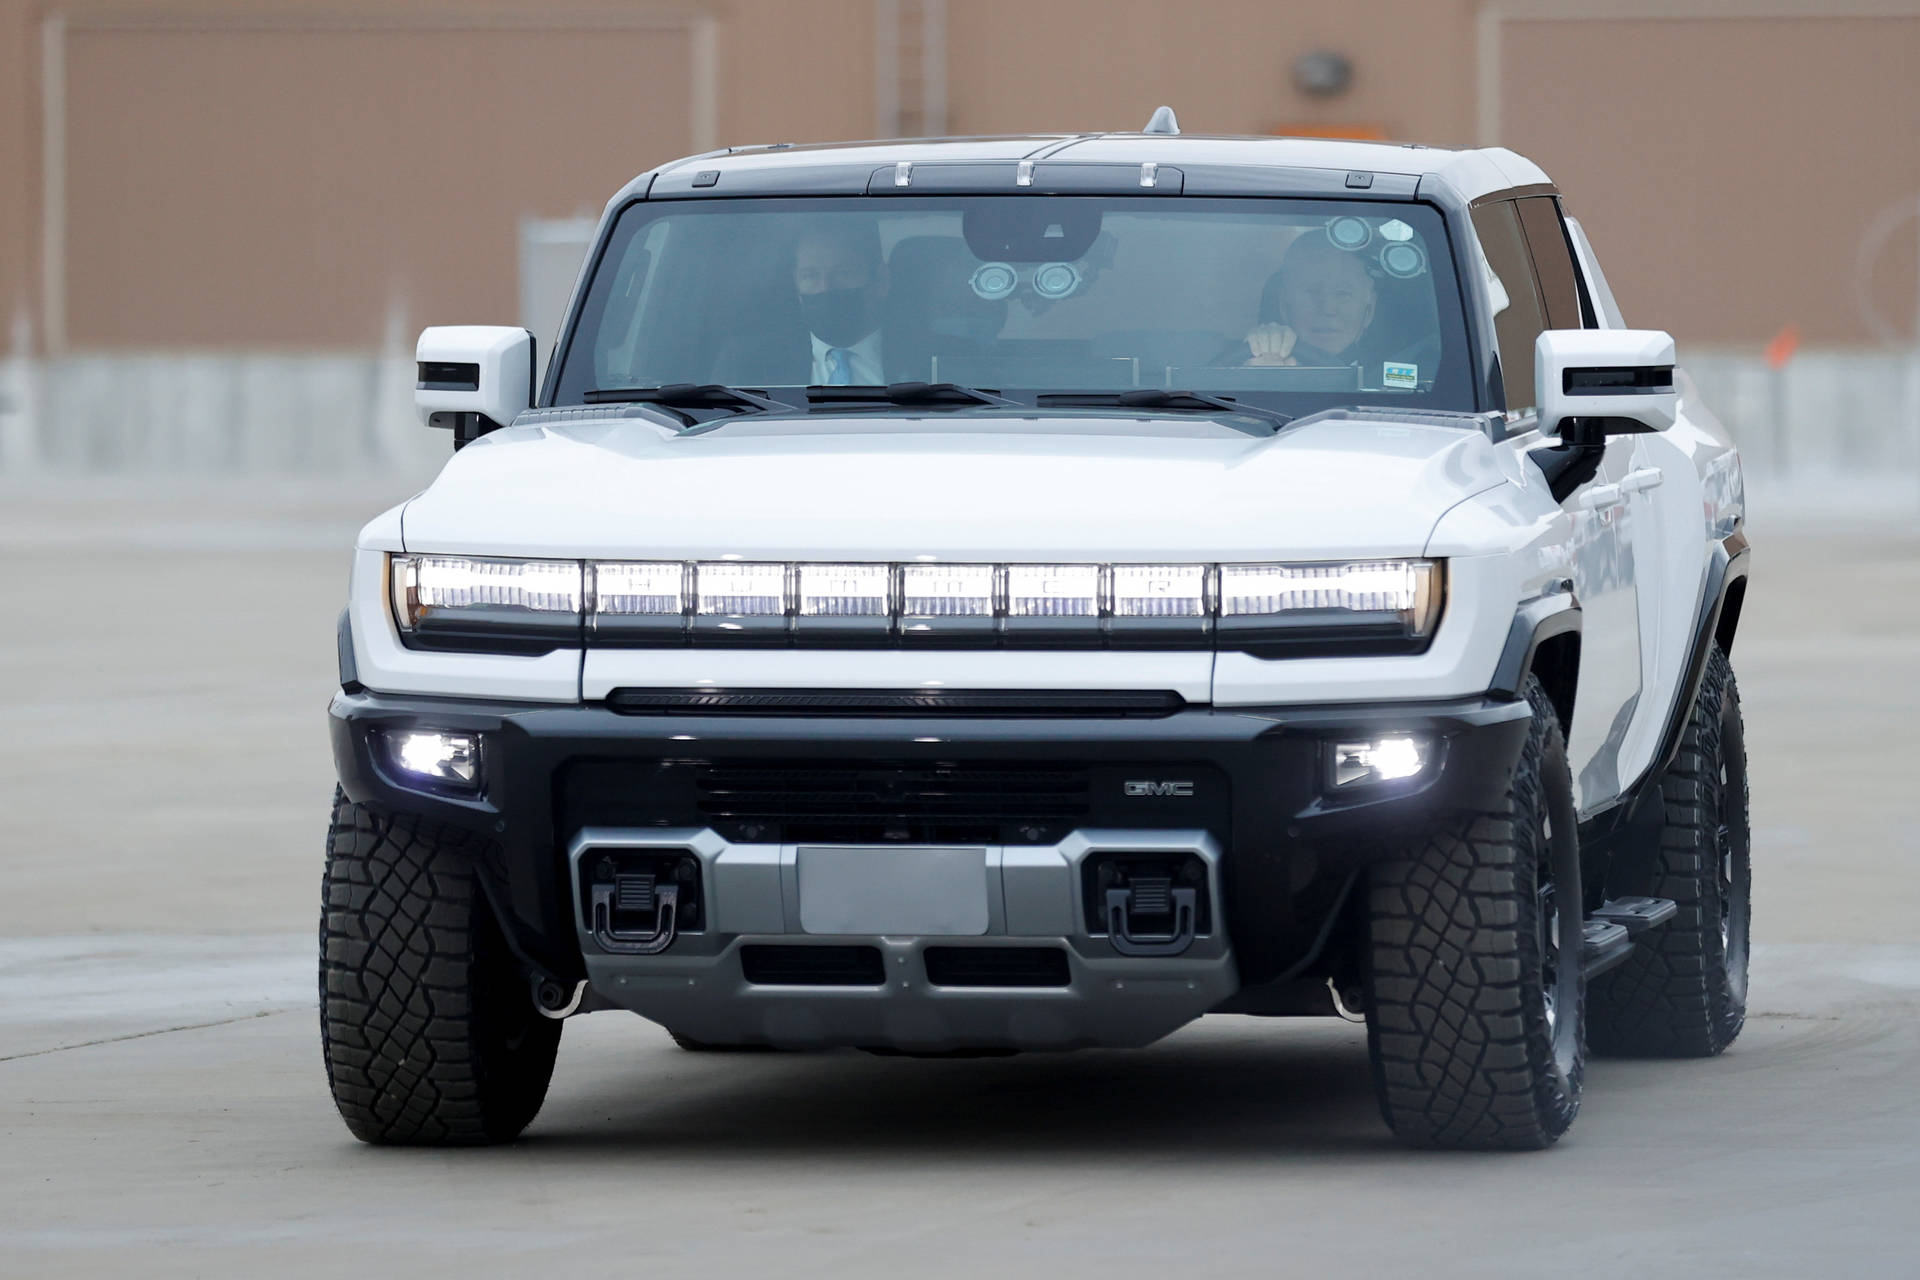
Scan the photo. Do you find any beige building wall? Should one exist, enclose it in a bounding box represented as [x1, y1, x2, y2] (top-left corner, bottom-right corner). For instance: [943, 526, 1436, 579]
[1497, 11, 1920, 346]
[1, 1, 39, 348]
[5, 0, 878, 354]
[4, 0, 1918, 355]
[946, 0, 1479, 143]
[63, 19, 697, 347]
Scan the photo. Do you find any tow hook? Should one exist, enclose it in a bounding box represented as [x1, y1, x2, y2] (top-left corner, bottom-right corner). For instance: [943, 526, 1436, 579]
[1105, 878, 1198, 957]
[532, 976, 588, 1019]
[590, 876, 680, 955]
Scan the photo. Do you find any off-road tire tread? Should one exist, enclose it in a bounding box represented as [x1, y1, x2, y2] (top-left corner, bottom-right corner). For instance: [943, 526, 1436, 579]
[319, 788, 560, 1145]
[1364, 679, 1583, 1149]
[1590, 647, 1748, 1057]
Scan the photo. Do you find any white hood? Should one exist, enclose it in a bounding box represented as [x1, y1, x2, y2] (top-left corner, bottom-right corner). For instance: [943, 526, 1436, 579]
[399, 410, 1508, 561]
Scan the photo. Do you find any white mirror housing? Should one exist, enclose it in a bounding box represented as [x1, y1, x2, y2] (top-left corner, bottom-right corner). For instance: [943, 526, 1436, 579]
[1535, 328, 1676, 438]
[415, 326, 535, 433]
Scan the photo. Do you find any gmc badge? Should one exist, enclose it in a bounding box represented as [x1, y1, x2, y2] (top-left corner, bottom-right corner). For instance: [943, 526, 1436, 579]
[1125, 780, 1194, 797]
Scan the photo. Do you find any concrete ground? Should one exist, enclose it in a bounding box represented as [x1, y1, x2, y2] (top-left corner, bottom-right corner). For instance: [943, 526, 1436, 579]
[2, 478, 1917, 1277]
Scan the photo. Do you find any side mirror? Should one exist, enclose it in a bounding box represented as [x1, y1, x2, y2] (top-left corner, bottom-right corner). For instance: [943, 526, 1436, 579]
[415, 326, 535, 442]
[1535, 328, 1676, 440]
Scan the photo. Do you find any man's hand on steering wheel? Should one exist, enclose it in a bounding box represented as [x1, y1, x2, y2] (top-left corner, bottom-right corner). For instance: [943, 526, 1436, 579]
[1245, 322, 1299, 366]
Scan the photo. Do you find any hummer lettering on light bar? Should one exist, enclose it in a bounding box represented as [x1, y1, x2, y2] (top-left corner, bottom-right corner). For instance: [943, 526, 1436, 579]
[388, 554, 1442, 646]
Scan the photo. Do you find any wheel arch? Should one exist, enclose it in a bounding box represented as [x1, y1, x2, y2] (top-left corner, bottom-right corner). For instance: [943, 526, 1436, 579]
[1715, 571, 1748, 656]
[1489, 592, 1582, 732]
[1529, 630, 1580, 733]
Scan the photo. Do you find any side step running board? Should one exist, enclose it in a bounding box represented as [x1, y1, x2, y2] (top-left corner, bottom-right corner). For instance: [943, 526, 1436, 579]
[1580, 896, 1678, 979]
[1591, 896, 1679, 934]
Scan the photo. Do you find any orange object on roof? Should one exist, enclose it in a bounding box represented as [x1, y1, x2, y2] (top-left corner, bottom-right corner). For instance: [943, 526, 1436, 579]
[1764, 325, 1801, 370]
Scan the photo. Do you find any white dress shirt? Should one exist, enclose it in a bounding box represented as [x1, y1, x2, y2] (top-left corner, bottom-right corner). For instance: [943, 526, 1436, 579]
[809, 330, 885, 385]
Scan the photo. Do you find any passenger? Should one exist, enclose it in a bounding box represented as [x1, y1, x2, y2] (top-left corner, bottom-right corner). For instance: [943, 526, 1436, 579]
[1241, 231, 1377, 367]
[792, 221, 891, 385]
[713, 220, 902, 386]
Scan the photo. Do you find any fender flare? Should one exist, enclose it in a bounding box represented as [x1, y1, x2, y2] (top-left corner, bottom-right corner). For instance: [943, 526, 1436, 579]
[1488, 589, 1582, 706]
[1644, 529, 1751, 786]
[337, 607, 361, 692]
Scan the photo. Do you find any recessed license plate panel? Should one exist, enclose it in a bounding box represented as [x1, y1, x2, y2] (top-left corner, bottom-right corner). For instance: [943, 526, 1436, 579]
[796, 845, 991, 936]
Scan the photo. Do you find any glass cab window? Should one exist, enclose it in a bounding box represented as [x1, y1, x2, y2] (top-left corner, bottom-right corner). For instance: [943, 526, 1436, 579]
[552, 196, 1477, 417]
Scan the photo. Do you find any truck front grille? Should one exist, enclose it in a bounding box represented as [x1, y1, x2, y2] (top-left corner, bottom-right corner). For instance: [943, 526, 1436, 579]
[695, 760, 1091, 843]
[559, 756, 1224, 846]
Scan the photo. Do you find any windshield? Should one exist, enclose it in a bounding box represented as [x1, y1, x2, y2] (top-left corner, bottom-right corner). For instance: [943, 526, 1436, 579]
[550, 195, 1474, 414]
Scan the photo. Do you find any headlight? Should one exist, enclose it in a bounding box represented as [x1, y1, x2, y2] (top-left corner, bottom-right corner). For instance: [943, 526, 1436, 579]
[382, 729, 481, 790]
[1331, 735, 1433, 788]
[1217, 559, 1440, 653]
[389, 554, 583, 649]
[386, 555, 1441, 654]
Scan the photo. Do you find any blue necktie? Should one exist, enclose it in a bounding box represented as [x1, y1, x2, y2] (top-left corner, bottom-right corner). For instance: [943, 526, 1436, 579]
[826, 348, 853, 385]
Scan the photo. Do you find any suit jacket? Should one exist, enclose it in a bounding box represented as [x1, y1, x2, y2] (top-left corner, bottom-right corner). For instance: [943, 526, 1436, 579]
[711, 327, 912, 387]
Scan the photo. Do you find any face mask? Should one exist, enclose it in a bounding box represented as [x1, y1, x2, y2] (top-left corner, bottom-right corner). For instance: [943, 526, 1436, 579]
[801, 286, 878, 348]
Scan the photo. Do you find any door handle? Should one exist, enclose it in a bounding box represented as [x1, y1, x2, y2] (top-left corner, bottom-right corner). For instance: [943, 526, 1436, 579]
[1576, 484, 1623, 511]
[1622, 468, 1665, 493]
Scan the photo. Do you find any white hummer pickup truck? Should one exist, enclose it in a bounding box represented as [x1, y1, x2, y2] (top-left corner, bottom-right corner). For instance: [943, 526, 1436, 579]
[323, 114, 1752, 1150]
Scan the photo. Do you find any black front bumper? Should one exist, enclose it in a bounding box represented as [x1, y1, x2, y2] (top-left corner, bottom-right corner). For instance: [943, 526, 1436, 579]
[329, 691, 1530, 986]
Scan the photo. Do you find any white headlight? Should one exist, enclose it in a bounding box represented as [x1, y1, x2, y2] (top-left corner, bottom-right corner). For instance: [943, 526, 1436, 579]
[386, 729, 480, 788]
[390, 555, 582, 631]
[1220, 560, 1439, 634]
[1332, 736, 1431, 787]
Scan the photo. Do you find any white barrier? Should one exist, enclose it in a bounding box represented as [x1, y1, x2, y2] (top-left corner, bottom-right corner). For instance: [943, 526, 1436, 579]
[1685, 349, 1920, 484]
[2, 346, 1917, 495]
[0, 351, 446, 486]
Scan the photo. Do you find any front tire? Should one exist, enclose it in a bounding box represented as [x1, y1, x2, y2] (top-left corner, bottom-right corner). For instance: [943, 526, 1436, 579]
[319, 789, 561, 1145]
[1363, 678, 1585, 1149]
[1591, 646, 1750, 1057]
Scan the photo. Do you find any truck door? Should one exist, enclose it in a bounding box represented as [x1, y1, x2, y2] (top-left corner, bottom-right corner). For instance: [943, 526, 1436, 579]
[1476, 197, 1643, 813]
[1564, 214, 1698, 792]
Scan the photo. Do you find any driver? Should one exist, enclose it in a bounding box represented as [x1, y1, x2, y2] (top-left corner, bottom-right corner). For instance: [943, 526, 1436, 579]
[1242, 230, 1377, 366]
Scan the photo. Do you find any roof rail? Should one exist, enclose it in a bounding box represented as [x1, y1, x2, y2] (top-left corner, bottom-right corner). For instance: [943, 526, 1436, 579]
[1142, 105, 1180, 135]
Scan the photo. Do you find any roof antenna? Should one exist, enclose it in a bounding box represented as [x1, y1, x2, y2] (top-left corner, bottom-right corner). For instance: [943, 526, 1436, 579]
[1142, 105, 1180, 135]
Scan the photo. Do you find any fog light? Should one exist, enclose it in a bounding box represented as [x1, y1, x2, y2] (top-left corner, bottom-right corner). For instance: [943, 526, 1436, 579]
[1332, 736, 1430, 788]
[386, 730, 480, 788]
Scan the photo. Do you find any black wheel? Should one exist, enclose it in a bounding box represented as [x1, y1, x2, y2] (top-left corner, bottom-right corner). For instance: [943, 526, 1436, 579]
[1363, 677, 1585, 1149]
[319, 789, 561, 1145]
[1591, 646, 1750, 1057]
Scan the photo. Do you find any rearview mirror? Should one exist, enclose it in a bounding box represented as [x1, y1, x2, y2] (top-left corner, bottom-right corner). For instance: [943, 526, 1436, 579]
[1535, 329, 1676, 439]
[415, 326, 535, 442]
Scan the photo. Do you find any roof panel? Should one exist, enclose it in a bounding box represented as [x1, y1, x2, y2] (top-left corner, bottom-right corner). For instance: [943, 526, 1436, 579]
[607, 133, 1553, 208]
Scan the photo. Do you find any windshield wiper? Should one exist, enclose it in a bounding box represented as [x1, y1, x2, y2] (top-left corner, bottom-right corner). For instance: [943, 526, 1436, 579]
[582, 383, 796, 422]
[1036, 389, 1293, 432]
[805, 381, 1017, 408]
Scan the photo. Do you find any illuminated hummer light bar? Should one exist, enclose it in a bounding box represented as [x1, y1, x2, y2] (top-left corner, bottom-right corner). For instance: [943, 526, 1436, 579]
[901, 564, 997, 617]
[1111, 564, 1208, 617]
[693, 562, 786, 615]
[389, 555, 1442, 648]
[798, 564, 890, 616]
[1007, 564, 1101, 617]
[590, 561, 684, 616]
